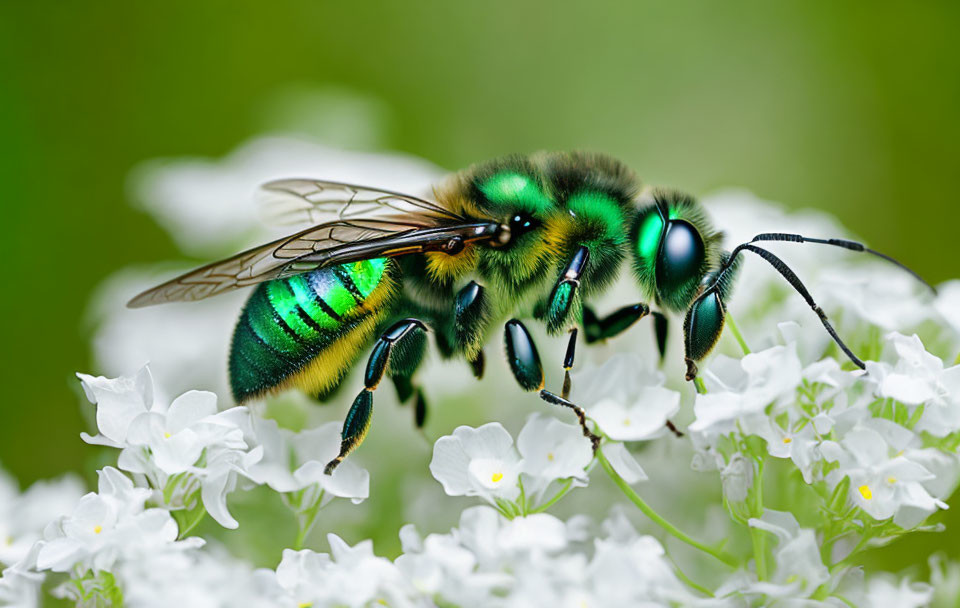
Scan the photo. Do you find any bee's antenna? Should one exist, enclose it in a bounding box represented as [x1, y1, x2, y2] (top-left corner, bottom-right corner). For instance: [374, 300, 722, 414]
[727, 243, 866, 370]
[745, 233, 936, 295]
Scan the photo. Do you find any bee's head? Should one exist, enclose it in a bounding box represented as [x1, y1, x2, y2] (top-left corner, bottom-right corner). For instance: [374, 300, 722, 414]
[629, 190, 724, 312]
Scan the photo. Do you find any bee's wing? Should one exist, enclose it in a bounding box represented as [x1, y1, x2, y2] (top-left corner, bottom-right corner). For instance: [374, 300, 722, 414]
[257, 178, 457, 228]
[128, 180, 500, 308]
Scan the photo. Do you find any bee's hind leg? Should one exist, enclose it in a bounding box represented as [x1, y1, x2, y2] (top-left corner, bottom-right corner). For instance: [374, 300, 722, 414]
[537, 328, 602, 452]
[391, 376, 429, 430]
[324, 318, 428, 475]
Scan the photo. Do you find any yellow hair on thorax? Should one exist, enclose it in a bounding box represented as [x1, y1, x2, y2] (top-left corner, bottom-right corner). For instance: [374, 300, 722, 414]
[424, 246, 478, 284]
[541, 212, 577, 257]
[433, 181, 484, 218]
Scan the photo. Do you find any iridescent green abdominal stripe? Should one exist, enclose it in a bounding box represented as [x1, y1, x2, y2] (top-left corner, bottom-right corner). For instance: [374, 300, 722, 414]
[229, 258, 389, 402]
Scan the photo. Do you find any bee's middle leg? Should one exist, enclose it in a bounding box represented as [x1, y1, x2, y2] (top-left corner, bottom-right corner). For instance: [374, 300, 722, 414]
[583, 303, 668, 359]
[324, 318, 427, 475]
[537, 327, 602, 451]
[504, 318, 600, 451]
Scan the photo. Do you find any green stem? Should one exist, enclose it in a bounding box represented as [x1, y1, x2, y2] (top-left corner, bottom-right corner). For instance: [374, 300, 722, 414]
[694, 376, 707, 394]
[954, 351, 960, 366]
[726, 314, 751, 355]
[530, 479, 574, 514]
[597, 446, 738, 568]
[667, 553, 715, 597]
[518, 477, 528, 516]
[294, 490, 325, 550]
[750, 456, 768, 581]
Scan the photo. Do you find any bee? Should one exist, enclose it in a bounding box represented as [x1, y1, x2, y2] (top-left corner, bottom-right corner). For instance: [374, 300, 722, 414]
[129, 152, 933, 472]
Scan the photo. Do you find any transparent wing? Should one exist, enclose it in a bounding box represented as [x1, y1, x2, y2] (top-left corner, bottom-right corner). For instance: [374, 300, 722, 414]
[128, 181, 500, 307]
[257, 178, 460, 228]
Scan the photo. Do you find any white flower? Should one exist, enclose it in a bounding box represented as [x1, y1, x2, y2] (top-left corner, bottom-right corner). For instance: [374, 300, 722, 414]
[78, 368, 263, 529]
[929, 554, 960, 607]
[567, 353, 680, 441]
[36, 467, 201, 574]
[517, 414, 592, 498]
[430, 423, 523, 505]
[267, 536, 412, 608]
[122, 390, 247, 475]
[866, 332, 960, 437]
[820, 426, 947, 527]
[0, 470, 85, 567]
[690, 343, 803, 439]
[244, 417, 369, 503]
[0, 544, 44, 608]
[77, 366, 155, 448]
[585, 533, 696, 606]
[589, 386, 680, 441]
[720, 453, 754, 503]
[863, 575, 932, 608]
[396, 522, 505, 605]
[934, 280, 960, 340]
[747, 510, 829, 598]
[117, 544, 278, 608]
[601, 443, 647, 485]
[569, 353, 665, 405]
[820, 265, 932, 332]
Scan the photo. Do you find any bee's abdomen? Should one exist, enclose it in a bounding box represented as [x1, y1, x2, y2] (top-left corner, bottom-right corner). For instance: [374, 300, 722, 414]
[229, 258, 394, 402]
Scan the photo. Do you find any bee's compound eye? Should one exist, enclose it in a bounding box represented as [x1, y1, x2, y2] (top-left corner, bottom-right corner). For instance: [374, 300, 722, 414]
[683, 289, 725, 363]
[656, 220, 705, 293]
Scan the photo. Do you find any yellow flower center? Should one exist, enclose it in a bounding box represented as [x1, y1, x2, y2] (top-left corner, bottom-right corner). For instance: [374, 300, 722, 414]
[858, 485, 873, 500]
[491, 472, 503, 483]
[622, 418, 631, 426]
[887, 476, 897, 485]
[547, 452, 555, 461]
[298, 603, 313, 608]
[93, 525, 103, 534]
[164, 432, 172, 439]
[782, 437, 792, 444]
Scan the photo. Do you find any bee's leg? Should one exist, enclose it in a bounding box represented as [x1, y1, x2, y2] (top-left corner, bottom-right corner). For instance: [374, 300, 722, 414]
[504, 319, 544, 392]
[652, 311, 669, 361]
[387, 323, 429, 429]
[324, 318, 427, 475]
[538, 328, 602, 452]
[583, 302, 666, 359]
[392, 372, 429, 429]
[545, 247, 589, 334]
[468, 349, 485, 379]
[455, 281, 491, 376]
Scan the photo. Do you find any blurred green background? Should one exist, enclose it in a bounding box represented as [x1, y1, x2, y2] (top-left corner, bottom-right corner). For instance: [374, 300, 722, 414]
[1, 0, 958, 511]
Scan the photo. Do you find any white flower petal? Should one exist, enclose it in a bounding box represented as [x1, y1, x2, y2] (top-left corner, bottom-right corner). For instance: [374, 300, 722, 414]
[603, 443, 647, 484]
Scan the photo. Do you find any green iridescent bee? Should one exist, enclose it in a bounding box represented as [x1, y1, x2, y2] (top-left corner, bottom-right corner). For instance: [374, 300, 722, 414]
[129, 152, 932, 472]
